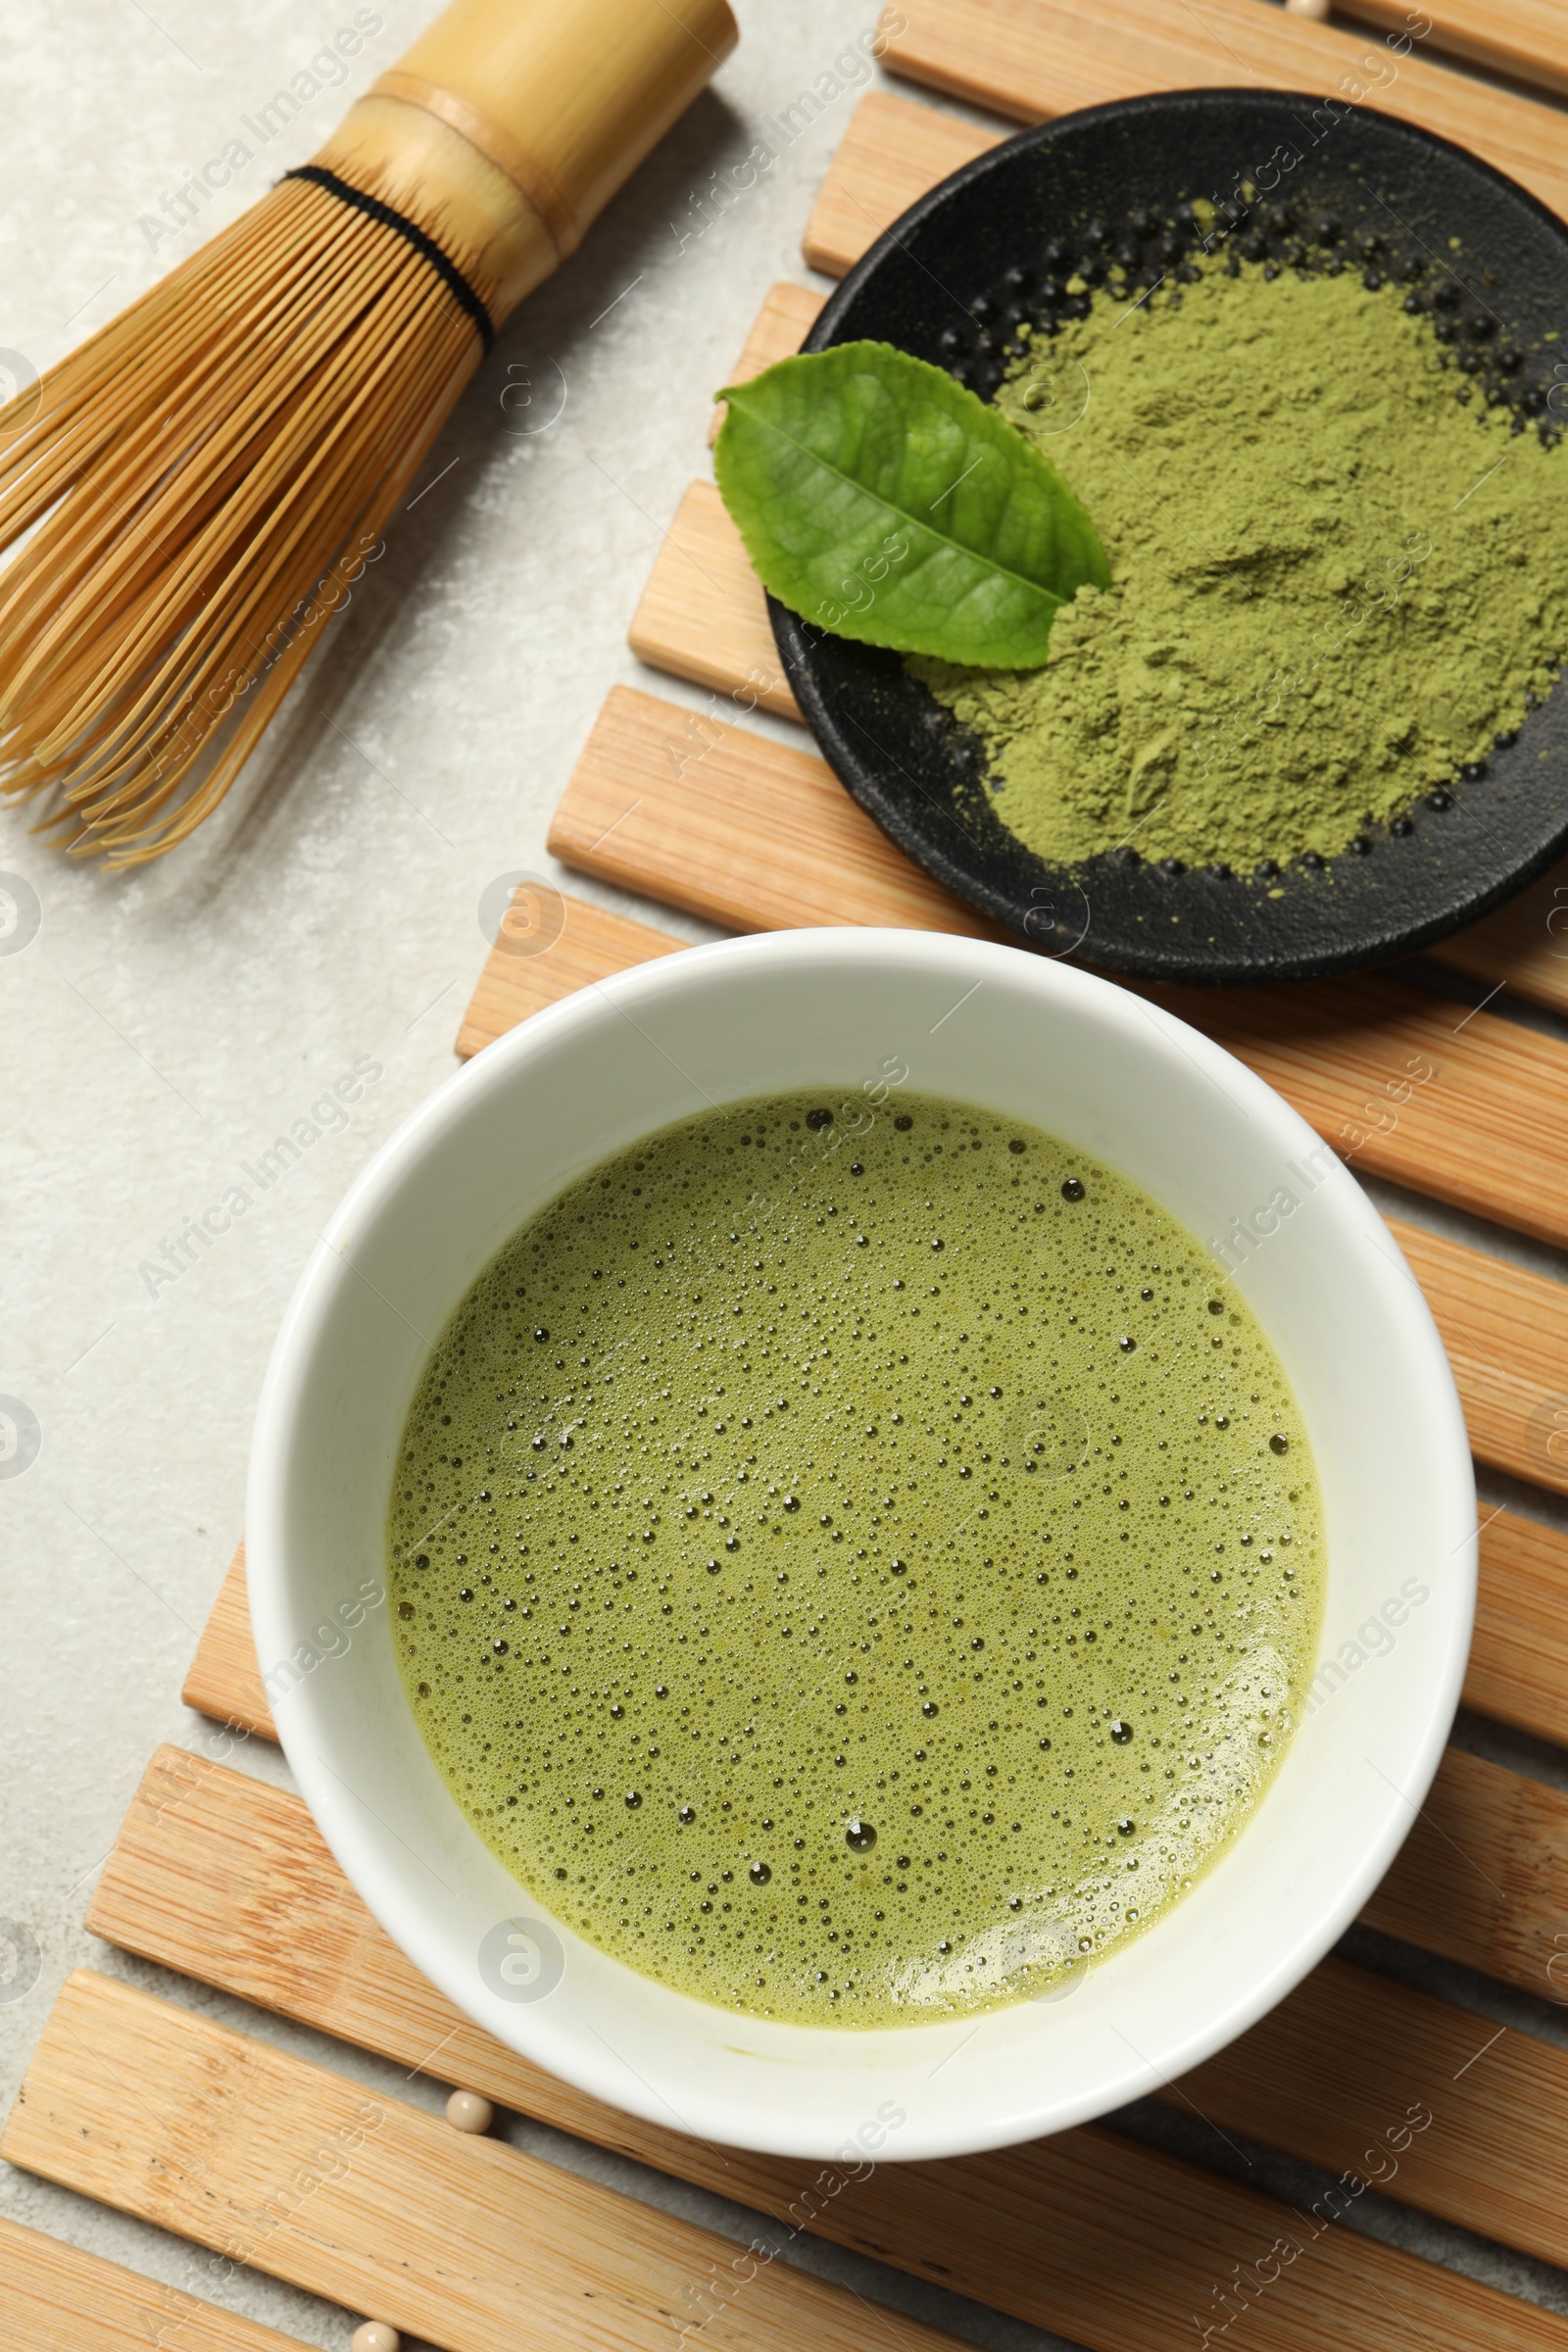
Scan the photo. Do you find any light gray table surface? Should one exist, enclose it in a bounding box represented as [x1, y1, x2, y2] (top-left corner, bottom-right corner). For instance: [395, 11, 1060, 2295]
[3, 3, 1568, 2346]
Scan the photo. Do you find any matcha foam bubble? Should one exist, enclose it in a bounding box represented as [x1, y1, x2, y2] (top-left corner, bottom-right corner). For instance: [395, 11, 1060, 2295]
[388, 1089, 1324, 2025]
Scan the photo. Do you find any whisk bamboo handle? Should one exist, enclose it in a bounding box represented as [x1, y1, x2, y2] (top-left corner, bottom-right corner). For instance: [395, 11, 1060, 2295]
[394, 0, 736, 250]
[317, 0, 737, 321]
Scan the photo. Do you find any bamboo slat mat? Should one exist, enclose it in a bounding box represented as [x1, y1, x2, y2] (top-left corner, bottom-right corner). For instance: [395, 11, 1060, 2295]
[0, 2213, 313, 2352]
[3, 1972, 970, 2352]
[16, 1975, 1565, 2352]
[878, 0, 1568, 220]
[1339, 0, 1568, 99]
[10, 15, 1568, 2349]
[84, 1742, 1568, 2276]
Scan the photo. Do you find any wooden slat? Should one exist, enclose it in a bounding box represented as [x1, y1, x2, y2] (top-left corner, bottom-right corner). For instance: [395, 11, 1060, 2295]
[181, 1538, 270, 1735]
[0, 2214, 312, 2352]
[1395, 1223, 1568, 1501]
[1, 1971, 968, 2352]
[93, 1752, 1568, 2266]
[803, 91, 996, 277]
[543, 683, 1568, 1334]
[708, 279, 826, 442]
[82, 1763, 1568, 2352]
[550, 681, 1000, 940]
[1181, 1953, 1568, 2260]
[1427, 861, 1568, 1018]
[455, 892, 683, 1062]
[631, 478, 783, 704]
[459, 933, 595, 1077]
[876, 1, 1568, 224]
[1158, 979, 1568, 1252]
[1362, 1741, 1568, 1996]
[1287, 0, 1568, 108]
[1473, 1507, 1568, 1745]
[627, 481, 801, 720]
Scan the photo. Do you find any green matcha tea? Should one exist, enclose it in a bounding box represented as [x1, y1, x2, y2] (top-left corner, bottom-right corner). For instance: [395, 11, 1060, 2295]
[389, 1091, 1324, 2024]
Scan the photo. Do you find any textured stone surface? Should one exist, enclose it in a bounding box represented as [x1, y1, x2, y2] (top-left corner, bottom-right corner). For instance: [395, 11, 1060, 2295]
[1, 4, 1565, 2347]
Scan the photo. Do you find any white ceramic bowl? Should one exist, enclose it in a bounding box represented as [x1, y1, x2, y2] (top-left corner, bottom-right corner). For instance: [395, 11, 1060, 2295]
[248, 929, 1475, 2163]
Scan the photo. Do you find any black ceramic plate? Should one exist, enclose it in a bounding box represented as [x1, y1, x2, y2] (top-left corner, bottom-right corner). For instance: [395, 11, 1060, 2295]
[768, 91, 1568, 984]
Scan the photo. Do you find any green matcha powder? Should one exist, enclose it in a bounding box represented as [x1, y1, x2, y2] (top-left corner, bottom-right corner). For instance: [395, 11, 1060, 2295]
[914, 265, 1568, 873]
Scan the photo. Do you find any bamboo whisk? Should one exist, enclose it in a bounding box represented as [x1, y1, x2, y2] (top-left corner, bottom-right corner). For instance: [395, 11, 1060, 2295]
[0, 0, 735, 864]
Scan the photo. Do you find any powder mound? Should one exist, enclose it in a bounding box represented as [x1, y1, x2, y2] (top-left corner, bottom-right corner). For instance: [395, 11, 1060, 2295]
[913, 265, 1568, 872]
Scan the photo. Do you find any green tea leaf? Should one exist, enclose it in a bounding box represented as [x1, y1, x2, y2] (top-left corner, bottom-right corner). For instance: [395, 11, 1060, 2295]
[713, 339, 1109, 669]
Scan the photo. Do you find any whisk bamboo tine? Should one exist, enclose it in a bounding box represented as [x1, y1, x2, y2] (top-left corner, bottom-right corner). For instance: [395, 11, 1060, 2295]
[42, 301, 471, 836]
[0, 210, 372, 642]
[0, 209, 392, 629]
[73, 335, 463, 798]
[101, 504, 397, 861]
[89, 287, 468, 736]
[2, 219, 452, 806]
[0, 213, 312, 514]
[21, 278, 410, 736]
[0, 0, 738, 859]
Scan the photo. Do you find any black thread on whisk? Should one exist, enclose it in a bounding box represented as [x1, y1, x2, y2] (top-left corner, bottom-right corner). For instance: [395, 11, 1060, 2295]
[282, 164, 497, 354]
